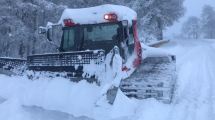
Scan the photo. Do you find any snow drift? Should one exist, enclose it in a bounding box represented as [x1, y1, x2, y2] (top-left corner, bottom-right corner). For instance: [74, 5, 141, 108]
[1, 39, 215, 120]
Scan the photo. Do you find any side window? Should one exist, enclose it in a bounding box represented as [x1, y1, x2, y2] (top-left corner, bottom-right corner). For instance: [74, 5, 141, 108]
[63, 29, 75, 50]
[123, 27, 128, 40]
[68, 29, 75, 47]
[128, 27, 134, 45]
[63, 30, 69, 50]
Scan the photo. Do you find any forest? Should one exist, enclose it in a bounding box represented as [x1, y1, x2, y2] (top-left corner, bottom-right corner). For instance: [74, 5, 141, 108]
[1, 0, 185, 58]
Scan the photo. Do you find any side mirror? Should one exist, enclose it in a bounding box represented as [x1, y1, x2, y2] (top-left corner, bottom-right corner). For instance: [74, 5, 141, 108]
[38, 27, 46, 34]
[38, 26, 52, 41]
[38, 23, 61, 50]
[47, 28, 52, 41]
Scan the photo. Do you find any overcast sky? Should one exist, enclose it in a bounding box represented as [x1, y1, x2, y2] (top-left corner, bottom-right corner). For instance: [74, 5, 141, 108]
[165, 0, 215, 38]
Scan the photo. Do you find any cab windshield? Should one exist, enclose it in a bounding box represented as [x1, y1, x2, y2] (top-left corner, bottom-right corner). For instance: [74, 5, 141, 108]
[61, 23, 121, 51]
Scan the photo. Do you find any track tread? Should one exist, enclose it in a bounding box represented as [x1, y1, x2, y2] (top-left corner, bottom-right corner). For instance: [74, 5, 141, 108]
[120, 55, 176, 103]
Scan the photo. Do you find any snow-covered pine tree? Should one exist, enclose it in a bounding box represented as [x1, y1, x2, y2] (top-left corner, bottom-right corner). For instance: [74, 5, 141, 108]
[181, 16, 201, 39]
[128, 0, 184, 42]
[0, 0, 185, 57]
[201, 5, 215, 39]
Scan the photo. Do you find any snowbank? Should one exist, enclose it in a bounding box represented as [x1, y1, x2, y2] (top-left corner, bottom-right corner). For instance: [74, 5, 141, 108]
[0, 75, 100, 118]
[1, 39, 215, 120]
[0, 98, 32, 120]
[0, 73, 141, 120]
[58, 4, 137, 26]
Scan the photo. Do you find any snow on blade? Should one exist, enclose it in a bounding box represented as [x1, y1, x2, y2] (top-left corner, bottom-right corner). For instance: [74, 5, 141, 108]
[141, 42, 171, 59]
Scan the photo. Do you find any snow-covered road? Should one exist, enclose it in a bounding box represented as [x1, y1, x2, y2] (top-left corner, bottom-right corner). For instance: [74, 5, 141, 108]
[0, 39, 215, 120]
[160, 39, 215, 120]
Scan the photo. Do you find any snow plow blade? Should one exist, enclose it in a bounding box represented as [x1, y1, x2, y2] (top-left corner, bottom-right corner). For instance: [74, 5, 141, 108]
[0, 58, 26, 76]
[147, 40, 170, 48]
[120, 55, 176, 103]
[27, 50, 105, 82]
[0, 50, 105, 81]
[0, 58, 26, 70]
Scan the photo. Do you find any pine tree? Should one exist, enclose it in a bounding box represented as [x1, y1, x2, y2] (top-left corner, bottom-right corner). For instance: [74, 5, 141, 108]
[0, 0, 185, 57]
[131, 0, 185, 41]
[181, 16, 201, 39]
[201, 5, 215, 39]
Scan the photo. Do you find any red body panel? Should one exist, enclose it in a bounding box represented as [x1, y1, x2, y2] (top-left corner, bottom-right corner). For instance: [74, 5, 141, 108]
[133, 20, 142, 68]
[122, 20, 142, 72]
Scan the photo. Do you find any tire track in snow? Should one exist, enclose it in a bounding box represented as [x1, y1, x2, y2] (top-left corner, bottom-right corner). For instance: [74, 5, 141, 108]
[166, 42, 215, 120]
[205, 46, 215, 120]
[192, 45, 215, 120]
[167, 47, 204, 120]
[184, 47, 210, 120]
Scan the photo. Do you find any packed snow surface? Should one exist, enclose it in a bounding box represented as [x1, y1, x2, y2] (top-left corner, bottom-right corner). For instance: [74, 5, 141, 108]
[58, 4, 137, 26]
[0, 39, 215, 120]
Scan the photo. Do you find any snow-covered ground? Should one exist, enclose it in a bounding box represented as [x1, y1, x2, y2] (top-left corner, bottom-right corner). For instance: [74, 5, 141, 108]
[0, 39, 215, 120]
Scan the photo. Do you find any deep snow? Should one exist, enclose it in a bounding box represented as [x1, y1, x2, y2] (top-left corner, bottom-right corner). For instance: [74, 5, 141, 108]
[0, 39, 215, 120]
